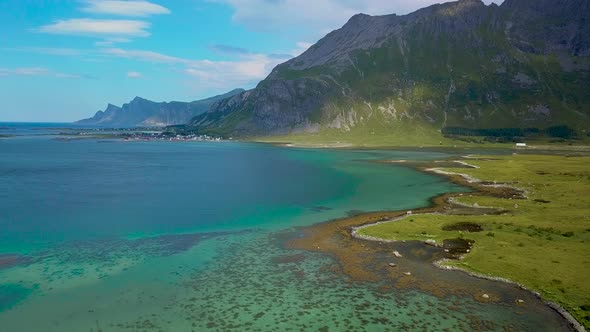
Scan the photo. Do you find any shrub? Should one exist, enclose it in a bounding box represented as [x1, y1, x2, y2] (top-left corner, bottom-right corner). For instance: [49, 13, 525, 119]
[545, 125, 576, 139]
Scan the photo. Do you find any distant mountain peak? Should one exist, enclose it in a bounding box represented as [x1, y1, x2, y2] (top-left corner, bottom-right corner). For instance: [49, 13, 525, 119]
[104, 104, 121, 112]
[347, 13, 372, 22]
[75, 89, 244, 127]
[227, 88, 246, 93]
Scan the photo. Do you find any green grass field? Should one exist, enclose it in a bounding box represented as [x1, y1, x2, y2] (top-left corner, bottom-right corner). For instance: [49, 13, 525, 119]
[256, 127, 504, 148]
[358, 154, 590, 328]
[255, 126, 590, 149]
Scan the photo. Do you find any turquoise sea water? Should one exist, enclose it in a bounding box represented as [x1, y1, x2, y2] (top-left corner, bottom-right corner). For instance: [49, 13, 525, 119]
[0, 124, 572, 331]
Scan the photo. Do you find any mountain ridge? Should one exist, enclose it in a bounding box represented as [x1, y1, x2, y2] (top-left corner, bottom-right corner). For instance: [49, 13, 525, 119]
[76, 88, 245, 127]
[188, 0, 590, 139]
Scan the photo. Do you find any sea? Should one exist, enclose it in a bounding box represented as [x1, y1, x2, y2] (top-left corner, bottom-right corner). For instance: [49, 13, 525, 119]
[0, 123, 571, 331]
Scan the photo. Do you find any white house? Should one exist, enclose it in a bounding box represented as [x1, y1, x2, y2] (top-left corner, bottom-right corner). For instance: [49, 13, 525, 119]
[516, 143, 527, 148]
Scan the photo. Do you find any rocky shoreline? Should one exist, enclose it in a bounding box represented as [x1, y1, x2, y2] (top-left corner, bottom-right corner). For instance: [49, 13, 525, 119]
[432, 259, 587, 332]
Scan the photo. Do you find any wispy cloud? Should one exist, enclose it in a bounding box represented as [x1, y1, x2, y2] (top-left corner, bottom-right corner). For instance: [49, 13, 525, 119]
[211, 42, 311, 59]
[184, 53, 289, 89]
[0, 67, 83, 79]
[55, 73, 84, 79]
[101, 48, 189, 63]
[291, 42, 313, 56]
[39, 18, 151, 37]
[99, 45, 297, 90]
[81, 1, 170, 17]
[295, 42, 313, 51]
[3, 47, 83, 56]
[210, 44, 252, 56]
[1, 67, 49, 76]
[127, 71, 143, 78]
[94, 37, 132, 47]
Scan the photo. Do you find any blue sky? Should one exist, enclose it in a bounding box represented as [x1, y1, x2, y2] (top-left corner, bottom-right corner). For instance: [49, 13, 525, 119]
[0, 0, 501, 122]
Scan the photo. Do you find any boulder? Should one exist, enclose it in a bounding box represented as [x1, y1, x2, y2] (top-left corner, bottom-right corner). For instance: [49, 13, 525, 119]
[424, 239, 437, 246]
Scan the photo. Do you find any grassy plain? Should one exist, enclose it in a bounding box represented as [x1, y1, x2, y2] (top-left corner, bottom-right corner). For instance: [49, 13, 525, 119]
[256, 127, 590, 150]
[358, 154, 590, 328]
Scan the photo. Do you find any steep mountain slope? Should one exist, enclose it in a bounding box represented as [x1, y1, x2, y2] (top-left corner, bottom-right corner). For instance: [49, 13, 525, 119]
[77, 89, 244, 127]
[190, 0, 590, 139]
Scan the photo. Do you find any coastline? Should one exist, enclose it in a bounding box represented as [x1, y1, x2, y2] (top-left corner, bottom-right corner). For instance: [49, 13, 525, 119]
[430, 259, 587, 332]
[287, 154, 587, 332]
[352, 163, 585, 332]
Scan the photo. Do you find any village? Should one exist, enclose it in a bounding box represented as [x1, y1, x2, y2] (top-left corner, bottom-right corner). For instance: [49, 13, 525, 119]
[122, 132, 226, 142]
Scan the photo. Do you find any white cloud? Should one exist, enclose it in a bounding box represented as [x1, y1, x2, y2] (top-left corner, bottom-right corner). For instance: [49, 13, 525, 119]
[127, 71, 143, 78]
[211, 0, 503, 37]
[210, 44, 252, 56]
[291, 42, 313, 56]
[39, 18, 151, 37]
[95, 41, 115, 47]
[185, 53, 289, 89]
[3, 47, 82, 56]
[296, 42, 313, 50]
[94, 37, 132, 47]
[55, 73, 84, 79]
[101, 48, 189, 63]
[81, 1, 170, 17]
[9, 67, 50, 76]
[99, 46, 295, 90]
[0, 67, 82, 79]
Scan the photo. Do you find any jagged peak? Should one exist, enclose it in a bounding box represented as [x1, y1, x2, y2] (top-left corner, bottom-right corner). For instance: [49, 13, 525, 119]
[131, 96, 147, 103]
[457, 0, 486, 8]
[105, 103, 120, 111]
[346, 13, 371, 23]
[227, 88, 246, 94]
[458, 0, 484, 4]
[343, 12, 398, 27]
[405, 0, 487, 19]
[433, 0, 487, 16]
[343, 0, 485, 26]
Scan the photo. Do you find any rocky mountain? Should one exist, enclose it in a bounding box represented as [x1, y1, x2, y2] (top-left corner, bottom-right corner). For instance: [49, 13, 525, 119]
[189, 0, 590, 139]
[76, 89, 245, 127]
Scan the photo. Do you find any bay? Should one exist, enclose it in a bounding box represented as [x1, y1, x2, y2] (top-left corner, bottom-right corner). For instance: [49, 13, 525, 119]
[0, 125, 570, 331]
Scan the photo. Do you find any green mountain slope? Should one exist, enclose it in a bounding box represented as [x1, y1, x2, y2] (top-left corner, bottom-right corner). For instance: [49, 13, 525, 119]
[189, 0, 590, 141]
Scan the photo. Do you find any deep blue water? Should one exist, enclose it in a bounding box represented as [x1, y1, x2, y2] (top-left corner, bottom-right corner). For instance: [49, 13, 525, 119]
[0, 126, 461, 253]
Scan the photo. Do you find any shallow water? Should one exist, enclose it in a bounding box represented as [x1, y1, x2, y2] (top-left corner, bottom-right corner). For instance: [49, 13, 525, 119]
[0, 125, 572, 331]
